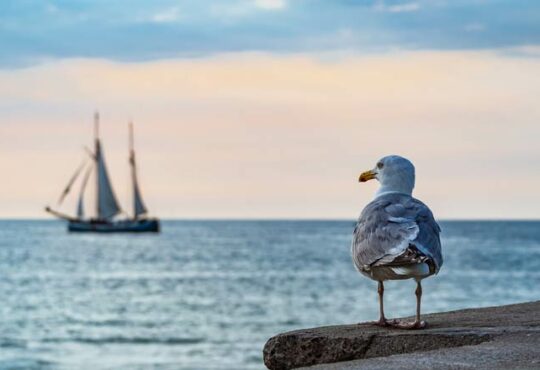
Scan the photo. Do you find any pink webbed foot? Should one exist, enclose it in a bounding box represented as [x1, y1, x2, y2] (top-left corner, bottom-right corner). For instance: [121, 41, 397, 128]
[371, 318, 398, 328]
[390, 320, 428, 330]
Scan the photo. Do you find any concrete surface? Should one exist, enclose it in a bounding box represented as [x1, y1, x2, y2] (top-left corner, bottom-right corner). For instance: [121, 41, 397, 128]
[263, 301, 540, 370]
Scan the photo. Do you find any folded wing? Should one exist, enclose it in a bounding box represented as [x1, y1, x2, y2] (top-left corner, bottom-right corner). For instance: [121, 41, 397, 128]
[352, 193, 442, 275]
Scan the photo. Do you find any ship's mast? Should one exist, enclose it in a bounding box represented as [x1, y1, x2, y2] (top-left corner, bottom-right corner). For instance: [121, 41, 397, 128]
[94, 111, 100, 217]
[93, 111, 121, 220]
[46, 112, 122, 222]
[129, 121, 134, 154]
[94, 111, 100, 140]
[129, 122, 148, 219]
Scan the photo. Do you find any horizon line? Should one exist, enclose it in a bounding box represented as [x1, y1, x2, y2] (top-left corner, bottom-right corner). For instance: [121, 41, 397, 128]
[1, 217, 539, 222]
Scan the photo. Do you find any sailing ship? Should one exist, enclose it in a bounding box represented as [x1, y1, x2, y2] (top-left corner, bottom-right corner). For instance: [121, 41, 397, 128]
[45, 112, 160, 232]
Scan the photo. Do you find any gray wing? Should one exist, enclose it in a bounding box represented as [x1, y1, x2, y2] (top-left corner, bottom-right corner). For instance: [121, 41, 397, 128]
[351, 193, 442, 274]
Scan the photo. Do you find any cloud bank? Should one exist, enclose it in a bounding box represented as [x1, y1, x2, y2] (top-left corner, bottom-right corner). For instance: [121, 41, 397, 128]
[1, 0, 540, 67]
[1, 51, 539, 218]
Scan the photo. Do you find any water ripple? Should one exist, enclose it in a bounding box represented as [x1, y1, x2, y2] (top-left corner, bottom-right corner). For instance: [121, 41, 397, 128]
[0, 220, 539, 369]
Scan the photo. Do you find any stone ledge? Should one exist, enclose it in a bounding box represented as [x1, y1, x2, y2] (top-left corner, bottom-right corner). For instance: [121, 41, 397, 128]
[263, 300, 540, 370]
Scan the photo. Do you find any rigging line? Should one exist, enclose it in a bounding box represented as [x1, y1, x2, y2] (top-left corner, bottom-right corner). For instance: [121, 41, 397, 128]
[84, 146, 96, 160]
[57, 159, 87, 206]
[78, 165, 93, 198]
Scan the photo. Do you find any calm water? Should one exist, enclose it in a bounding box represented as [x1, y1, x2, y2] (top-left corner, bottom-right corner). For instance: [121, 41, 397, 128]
[0, 220, 539, 369]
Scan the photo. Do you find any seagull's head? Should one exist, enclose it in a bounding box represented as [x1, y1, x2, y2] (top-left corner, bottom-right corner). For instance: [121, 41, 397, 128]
[359, 155, 415, 196]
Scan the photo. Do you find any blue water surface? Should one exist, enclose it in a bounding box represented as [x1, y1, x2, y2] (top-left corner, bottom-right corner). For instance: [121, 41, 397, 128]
[0, 220, 539, 369]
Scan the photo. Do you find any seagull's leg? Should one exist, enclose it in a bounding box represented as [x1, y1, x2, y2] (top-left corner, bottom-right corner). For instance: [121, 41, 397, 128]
[393, 280, 427, 329]
[415, 281, 424, 325]
[373, 281, 392, 327]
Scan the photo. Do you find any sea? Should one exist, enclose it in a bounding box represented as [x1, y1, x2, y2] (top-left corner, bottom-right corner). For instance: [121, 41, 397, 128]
[0, 220, 539, 370]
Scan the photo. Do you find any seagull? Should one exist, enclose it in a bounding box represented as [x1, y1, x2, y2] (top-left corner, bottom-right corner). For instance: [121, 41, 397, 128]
[351, 155, 442, 329]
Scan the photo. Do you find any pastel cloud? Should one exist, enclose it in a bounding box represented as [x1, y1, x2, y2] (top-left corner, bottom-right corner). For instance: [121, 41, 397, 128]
[0, 50, 539, 218]
[374, 1, 420, 13]
[254, 0, 287, 10]
[149, 7, 182, 23]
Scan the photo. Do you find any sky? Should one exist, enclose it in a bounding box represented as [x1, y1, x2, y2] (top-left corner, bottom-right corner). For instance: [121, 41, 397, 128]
[1, 0, 539, 219]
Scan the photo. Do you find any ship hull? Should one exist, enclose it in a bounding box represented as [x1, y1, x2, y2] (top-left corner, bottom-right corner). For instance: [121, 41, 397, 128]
[68, 218, 160, 233]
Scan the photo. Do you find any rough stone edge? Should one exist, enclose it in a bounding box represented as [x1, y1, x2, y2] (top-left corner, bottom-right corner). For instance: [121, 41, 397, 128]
[263, 329, 494, 370]
[263, 301, 540, 370]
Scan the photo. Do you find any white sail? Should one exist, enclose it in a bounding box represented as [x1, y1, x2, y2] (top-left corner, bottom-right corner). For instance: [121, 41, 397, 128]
[46, 112, 159, 232]
[94, 113, 121, 219]
[76, 166, 92, 219]
[132, 168, 148, 217]
[129, 122, 148, 218]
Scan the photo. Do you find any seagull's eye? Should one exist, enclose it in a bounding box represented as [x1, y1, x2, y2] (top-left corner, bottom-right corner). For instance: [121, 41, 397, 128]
[377, 162, 384, 169]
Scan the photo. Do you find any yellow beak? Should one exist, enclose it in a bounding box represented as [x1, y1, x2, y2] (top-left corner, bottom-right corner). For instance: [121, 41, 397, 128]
[359, 169, 376, 182]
